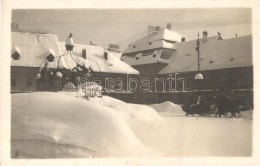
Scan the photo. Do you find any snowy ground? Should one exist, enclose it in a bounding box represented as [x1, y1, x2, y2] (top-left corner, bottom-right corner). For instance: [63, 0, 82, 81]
[11, 92, 252, 158]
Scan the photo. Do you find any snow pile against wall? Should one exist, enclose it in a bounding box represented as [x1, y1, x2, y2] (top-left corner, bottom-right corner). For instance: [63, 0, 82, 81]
[240, 110, 253, 120]
[150, 101, 186, 116]
[11, 92, 154, 158]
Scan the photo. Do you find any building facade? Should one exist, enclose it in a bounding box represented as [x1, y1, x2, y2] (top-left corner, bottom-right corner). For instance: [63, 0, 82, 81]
[11, 30, 139, 103]
[121, 26, 253, 105]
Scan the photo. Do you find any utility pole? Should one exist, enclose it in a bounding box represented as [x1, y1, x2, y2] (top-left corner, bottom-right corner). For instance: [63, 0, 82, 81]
[197, 33, 200, 72]
[195, 33, 203, 80]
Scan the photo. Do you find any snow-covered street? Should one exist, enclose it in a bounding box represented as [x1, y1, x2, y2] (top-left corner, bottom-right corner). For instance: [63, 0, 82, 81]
[11, 92, 252, 158]
[133, 115, 252, 156]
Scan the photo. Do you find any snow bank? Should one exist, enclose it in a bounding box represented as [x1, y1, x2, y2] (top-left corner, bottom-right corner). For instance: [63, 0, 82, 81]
[11, 92, 252, 157]
[150, 101, 186, 116]
[111, 103, 163, 122]
[240, 110, 253, 120]
[89, 96, 162, 122]
[62, 94, 163, 122]
[11, 139, 96, 158]
[91, 95, 125, 107]
[11, 92, 154, 158]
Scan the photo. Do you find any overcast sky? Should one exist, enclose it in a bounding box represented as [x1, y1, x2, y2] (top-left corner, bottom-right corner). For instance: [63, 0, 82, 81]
[12, 8, 251, 51]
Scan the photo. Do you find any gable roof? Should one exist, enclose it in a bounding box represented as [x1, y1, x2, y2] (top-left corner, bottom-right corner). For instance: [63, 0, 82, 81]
[159, 35, 252, 74]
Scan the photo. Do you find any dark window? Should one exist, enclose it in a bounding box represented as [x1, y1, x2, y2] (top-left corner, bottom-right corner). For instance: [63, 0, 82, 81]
[26, 76, 33, 87]
[163, 40, 176, 44]
[46, 54, 55, 62]
[122, 53, 136, 57]
[11, 73, 16, 86]
[142, 50, 154, 56]
[12, 52, 21, 60]
[161, 49, 175, 60]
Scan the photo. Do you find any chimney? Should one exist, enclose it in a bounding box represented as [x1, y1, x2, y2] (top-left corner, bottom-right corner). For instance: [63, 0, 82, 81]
[82, 49, 86, 59]
[104, 51, 108, 60]
[65, 33, 74, 51]
[166, 23, 172, 30]
[203, 31, 208, 40]
[181, 37, 186, 42]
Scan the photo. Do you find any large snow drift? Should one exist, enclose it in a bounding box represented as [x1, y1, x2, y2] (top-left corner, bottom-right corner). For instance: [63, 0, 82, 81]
[91, 96, 162, 122]
[150, 101, 186, 116]
[11, 92, 155, 158]
[11, 92, 252, 157]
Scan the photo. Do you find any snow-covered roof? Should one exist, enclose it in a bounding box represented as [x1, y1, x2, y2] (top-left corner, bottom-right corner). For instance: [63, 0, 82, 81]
[11, 31, 139, 75]
[159, 35, 252, 74]
[123, 28, 183, 54]
[11, 32, 62, 68]
[60, 42, 139, 74]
